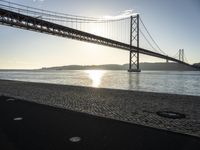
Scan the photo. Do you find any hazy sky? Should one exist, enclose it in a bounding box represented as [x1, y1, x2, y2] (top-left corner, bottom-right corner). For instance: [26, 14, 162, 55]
[0, 0, 200, 69]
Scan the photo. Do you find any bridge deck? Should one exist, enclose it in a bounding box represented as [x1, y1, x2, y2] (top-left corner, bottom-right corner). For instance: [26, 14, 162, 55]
[0, 8, 197, 69]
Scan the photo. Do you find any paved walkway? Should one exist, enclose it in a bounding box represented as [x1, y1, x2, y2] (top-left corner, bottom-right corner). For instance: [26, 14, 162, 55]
[0, 79, 200, 137]
[1, 95, 200, 150]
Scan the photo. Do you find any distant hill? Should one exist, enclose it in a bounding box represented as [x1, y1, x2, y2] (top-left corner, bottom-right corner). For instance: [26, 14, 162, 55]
[41, 62, 197, 71]
[193, 63, 200, 69]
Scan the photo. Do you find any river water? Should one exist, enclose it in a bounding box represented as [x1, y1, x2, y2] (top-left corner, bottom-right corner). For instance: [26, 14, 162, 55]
[0, 70, 199, 96]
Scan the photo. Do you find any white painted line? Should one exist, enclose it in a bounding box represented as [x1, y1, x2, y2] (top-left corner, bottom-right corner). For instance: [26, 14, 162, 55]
[69, 136, 81, 143]
[13, 117, 23, 121]
[6, 98, 15, 102]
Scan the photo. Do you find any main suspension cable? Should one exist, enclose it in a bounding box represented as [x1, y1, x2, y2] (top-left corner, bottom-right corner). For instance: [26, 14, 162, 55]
[139, 17, 166, 55]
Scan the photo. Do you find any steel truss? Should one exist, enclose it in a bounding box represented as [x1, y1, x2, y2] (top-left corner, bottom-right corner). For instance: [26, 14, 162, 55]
[128, 15, 140, 72]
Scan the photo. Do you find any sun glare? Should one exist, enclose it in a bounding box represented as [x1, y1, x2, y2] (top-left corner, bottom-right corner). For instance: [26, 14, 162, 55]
[86, 70, 105, 87]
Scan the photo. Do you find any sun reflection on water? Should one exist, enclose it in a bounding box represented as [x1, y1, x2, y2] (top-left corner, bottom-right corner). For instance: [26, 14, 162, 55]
[85, 70, 105, 87]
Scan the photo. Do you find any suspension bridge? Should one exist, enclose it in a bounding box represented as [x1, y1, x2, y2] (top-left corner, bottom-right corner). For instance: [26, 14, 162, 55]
[0, 0, 197, 71]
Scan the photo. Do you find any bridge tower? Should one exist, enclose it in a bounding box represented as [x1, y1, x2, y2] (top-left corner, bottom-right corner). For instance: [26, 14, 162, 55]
[179, 49, 184, 62]
[128, 14, 141, 72]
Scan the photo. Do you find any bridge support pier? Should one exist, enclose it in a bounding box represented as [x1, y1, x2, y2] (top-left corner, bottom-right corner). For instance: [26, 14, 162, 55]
[128, 14, 141, 72]
[128, 51, 140, 72]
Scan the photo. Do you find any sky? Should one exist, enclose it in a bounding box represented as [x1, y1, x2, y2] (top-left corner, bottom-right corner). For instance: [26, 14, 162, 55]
[0, 0, 200, 69]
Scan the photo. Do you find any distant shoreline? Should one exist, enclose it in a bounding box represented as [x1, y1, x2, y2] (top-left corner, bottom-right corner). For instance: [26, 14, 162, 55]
[0, 62, 199, 71]
[40, 62, 198, 71]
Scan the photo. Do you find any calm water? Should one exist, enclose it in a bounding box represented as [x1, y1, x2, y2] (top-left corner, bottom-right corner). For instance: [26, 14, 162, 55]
[0, 70, 200, 96]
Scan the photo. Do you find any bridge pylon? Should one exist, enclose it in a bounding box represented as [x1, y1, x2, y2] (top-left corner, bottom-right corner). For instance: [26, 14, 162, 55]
[128, 14, 141, 72]
[179, 49, 184, 62]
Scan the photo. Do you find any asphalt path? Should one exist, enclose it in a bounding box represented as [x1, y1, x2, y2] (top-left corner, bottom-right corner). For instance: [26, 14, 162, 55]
[0, 96, 199, 150]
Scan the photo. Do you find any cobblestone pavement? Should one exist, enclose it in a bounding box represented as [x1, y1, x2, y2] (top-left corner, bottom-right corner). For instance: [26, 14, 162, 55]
[0, 79, 200, 137]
